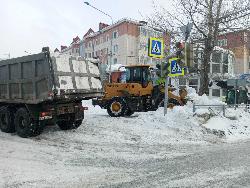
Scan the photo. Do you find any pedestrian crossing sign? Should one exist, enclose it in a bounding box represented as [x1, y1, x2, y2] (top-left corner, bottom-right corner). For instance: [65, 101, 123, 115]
[148, 37, 164, 58]
[168, 58, 184, 77]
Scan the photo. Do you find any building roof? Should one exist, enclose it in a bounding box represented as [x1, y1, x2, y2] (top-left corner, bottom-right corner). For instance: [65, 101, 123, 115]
[71, 36, 80, 44]
[54, 48, 59, 52]
[83, 18, 165, 40]
[84, 28, 95, 38]
[61, 45, 68, 51]
[83, 18, 140, 39]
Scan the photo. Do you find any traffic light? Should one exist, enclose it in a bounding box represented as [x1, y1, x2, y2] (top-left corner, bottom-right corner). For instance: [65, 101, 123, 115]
[156, 62, 170, 77]
[183, 42, 193, 67]
[175, 42, 193, 68]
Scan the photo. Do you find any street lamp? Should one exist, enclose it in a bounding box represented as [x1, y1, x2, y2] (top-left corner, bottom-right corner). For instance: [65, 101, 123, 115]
[84, 2, 114, 24]
[84, 1, 114, 82]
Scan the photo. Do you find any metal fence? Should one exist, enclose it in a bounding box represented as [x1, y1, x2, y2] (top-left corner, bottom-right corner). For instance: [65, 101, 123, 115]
[193, 104, 250, 117]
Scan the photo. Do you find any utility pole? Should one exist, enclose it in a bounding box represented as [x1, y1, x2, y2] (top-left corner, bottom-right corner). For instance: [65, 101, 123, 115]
[84, 1, 114, 82]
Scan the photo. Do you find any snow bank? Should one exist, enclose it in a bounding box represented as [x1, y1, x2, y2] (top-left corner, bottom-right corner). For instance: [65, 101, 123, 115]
[184, 87, 250, 141]
[187, 87, 224, 105]
[204, 108, 250, 141]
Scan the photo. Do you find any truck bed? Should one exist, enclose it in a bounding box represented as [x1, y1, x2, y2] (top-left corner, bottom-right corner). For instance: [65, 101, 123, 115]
[0, 50, 103, 104]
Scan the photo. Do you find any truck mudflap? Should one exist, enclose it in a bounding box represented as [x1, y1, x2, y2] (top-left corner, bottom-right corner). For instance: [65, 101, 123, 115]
[92, 98, 107, 108]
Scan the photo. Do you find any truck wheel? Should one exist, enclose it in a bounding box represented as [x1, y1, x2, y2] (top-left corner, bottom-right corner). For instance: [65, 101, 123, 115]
[107, 97, 127, 117]
[14, 108, 36, 138]
[57, 117, 82, 130]
[0, 107, 15, 133]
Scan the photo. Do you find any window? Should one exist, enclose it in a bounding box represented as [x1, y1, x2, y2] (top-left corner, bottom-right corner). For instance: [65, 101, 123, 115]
[212, 64, 220, 73]
[85, 53, 88, 58]
[217, 39, 227, 47]
[100, 37, 103, 44]
[140, 28, 147, 36]
[212, 89, 220, 97]
[88, 53, 91, 58]
[113, 31, 118, 39]
[212, 51, 222, 63]
[113, 58, 118, 64]
[223, 53, 229, 64]
[106, 35, 109, 42]
[96, 39, 98, 45]
[113, 45, 118, 53]
[132, 67, 141, 82]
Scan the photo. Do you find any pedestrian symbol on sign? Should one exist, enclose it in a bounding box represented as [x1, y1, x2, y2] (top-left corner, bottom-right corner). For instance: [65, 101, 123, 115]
[171, 61, 182, 73]
[148, 37, 164, 58]
[168, 58, 184, 77]
[152, 41, 160, 54]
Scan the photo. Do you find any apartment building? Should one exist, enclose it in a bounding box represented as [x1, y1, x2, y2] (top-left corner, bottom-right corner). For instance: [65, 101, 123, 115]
[217, 30, 250, 74]
[60, 36, 81, 56]
[81, 18, 169, 66]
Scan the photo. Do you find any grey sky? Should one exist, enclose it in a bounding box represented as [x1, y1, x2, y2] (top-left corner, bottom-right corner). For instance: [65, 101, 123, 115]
[0, 0, 168, 58]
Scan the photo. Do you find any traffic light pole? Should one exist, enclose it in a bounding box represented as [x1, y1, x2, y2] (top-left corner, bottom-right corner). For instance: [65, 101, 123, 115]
[164, 76, 169, 116]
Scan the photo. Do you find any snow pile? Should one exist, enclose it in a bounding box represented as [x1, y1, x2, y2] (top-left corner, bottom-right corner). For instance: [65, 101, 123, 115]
[184, 87, 250, 141]
[204, 108, 250, 141]
[85, 99, 222, 145]
[186, 87, 224, 105]
[105, 64, 125, 72]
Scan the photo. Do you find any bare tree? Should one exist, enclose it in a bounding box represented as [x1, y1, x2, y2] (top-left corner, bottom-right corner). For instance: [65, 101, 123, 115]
[147, 0, 250, 95]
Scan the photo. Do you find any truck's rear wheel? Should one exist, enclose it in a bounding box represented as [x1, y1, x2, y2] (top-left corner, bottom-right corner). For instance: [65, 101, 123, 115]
[107, 98, 127, 117]
[14, 108, 37, 138]
[57, 116, 82, 130]
[0, 107, 15, 133]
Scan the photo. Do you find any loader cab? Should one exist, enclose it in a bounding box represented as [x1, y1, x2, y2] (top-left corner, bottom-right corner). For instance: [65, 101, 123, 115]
[125, 65, 151, 88]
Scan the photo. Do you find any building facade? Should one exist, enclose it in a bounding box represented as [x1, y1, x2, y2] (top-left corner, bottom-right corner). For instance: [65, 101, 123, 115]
[80, 19, 169, 66]
[217, 30, 250, 74]
[61, 36, 81, 57]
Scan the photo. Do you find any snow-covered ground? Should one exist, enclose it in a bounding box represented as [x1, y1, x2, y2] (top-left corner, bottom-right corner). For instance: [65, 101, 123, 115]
[1, 89, 250, 187]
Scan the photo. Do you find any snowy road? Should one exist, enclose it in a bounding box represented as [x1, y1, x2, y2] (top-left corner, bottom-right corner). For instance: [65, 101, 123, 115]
[0, 100, 250, 187]
[114, 140, 250, 187]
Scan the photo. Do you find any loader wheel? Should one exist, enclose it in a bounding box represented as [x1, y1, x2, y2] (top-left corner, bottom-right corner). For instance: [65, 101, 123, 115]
[107, 98, 127, 117]
[14, 108, 38, 138]
[57, 116, 82, 130]
[0, 107, 15, 133]
[125, 108, 134, 116]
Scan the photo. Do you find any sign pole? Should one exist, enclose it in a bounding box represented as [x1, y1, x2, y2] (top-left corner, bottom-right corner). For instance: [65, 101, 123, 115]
[235, 79, 237, 110]
[164, 76, 169, 116]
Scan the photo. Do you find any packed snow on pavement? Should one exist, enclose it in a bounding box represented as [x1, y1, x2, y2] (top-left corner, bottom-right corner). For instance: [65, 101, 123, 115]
[1, 88, 250, 187]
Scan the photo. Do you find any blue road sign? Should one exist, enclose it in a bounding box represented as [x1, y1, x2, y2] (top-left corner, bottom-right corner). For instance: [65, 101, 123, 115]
[168, 58, 184, 77]
[148, 37, 164, 58]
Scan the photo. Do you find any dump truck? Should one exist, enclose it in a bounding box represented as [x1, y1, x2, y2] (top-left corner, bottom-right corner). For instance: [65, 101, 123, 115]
[92, 65, 187, 117]
[0, 48, 103, 137]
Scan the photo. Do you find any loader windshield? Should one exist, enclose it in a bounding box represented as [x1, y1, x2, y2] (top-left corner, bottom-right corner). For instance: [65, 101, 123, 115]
[125, 66, 150, 87]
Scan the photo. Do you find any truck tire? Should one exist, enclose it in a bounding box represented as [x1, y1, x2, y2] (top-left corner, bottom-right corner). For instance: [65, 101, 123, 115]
[14, 108, 37, 138]
[0, 107, 15, 133]
[107, 97, 127, 117]
[57, 116, 82, 130]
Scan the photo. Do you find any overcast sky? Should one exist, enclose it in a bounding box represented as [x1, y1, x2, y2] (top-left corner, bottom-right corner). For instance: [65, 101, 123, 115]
[0, 0, 169, 58]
